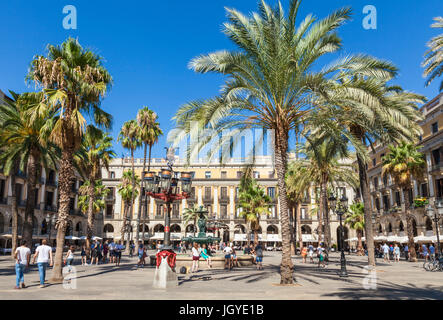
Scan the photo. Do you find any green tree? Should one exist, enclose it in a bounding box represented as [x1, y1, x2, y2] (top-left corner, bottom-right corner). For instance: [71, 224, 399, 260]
[382, 142, 425, 262]
[136, 107, 163, 243]
[169, 1, 393, 283]
[118, 120, 141, 249]
[75, 125, 115, 249]
[344, 202, 365, 255]
[0, 91, 59, 250]
[423, 17, 443, 91]
[117, 170, 140, 246]
[27, 38, 112, 282]
[78, 180, 110, 215]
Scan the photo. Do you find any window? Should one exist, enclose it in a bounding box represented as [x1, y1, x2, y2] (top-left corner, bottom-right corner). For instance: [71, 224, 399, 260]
[373, 177, 379, 189]
[375, 198, 380, 211]
[156, 204, 163, 217]
[372, 158, 376, 167]
[110, 171, 115, 179]
[106, 204, 113, 218]
[236, 171, 242, 179]
[267, 187, 275, 199]
[221, 171, 227, 179]
[301, 208, 307, 219]
[220, 205, 227, 218]
[383, 195, 390, 210]
[432, 122, 439, 134]
[268, 171, 275, 178]
[421, 183, 428, 198]
[172, 204, 179, 216]
[220, 187, 228, 199]
[204, 187, 211, 199]
[336, 187, 346, 199]
[205, 171, 211, 179]
[253, 171, 260, 179]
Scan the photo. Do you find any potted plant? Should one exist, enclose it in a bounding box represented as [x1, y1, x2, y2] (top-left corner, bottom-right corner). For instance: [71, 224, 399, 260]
[413, 198, 429, 208]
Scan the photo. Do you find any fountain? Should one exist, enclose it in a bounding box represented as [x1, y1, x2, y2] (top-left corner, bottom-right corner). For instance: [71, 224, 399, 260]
[176, 206, 254, 271]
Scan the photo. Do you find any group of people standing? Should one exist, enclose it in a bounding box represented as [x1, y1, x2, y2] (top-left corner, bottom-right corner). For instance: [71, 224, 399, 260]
[79, 240, 125, 266]
[300, 244, 327, 268]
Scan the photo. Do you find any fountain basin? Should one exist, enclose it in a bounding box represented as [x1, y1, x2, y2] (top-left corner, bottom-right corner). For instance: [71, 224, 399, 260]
[149, 254, 255, 271]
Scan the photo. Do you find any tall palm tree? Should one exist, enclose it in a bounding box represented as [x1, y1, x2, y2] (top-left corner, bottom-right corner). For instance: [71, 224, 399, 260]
[286, 162, 310, 252]
[238, 180, 272, 245]
[0, 91, 59, 249]
[183, 206, 205, 237]
[117, 170, 140, 247]
[314, 73, 426, 267]
[118, 120, 141, 248]
[344, 202, 365, 255]
[423, 17, 443, 91]
[75, 125, 115, 249]
[136, 107, 163, 243]
[382, 142, 425, 262]
[27, 38, 113, 281]
[169, 0, 397, 283]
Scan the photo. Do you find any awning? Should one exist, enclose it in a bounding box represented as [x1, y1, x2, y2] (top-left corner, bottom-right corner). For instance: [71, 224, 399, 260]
[65, 236, 80, 240]
[374, 235, 387, 241]
[301, 234, 318, 242]
[345, 237, 366, 242]
[266, 234, 282, 242]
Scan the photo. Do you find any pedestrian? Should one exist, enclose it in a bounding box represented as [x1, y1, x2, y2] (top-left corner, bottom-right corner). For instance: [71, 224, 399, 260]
[129, 241, 135, 257]
[14, 240, 31, 289]
[32, 239, 53, 288]
[90, 240, 98, 265]
[80, 245, 87, 265]
[200, 243, 212, 269]
[429, 244, 435, 260]
[393, 244, 400, 262]
[108, 240, 115, 263]
[115, 241, 123, 266]
[422, 244, 429, 261]
[102, 240, 109, 263]
[308, 244, 314, 263]
[253, 243, 264, 270]
[317, 244, 326, 268]
[191, 242, 200, 273]
[231, 246, 239, 268]
[223, 242, 233, 270]
[137, 241, 145, 268]
[301, 246, 308, 263]
[403, 244, 409, 261]
[64, 245, 75, 272]
[382, 243, 390, 262]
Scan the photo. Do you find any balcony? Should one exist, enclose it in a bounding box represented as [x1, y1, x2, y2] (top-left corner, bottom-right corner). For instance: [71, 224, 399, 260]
[300, 217, 312, 224]
[45, 205, 57, 212]
[39, 177, 46, 185]
[105, 196, 115, 203]
[203, 196, 212, 203]
[430, 162, 443, 174]
[18, 200, 27, 207]
[0, 198, 7, 205]
[154, 215, 164, 220]
[266, 217, 279, 224]
[219, 195, 229, 203]
[69, 208, 83, 216]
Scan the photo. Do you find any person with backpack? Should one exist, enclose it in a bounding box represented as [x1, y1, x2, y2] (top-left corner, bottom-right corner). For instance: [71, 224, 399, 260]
[137, 241, 146, 268]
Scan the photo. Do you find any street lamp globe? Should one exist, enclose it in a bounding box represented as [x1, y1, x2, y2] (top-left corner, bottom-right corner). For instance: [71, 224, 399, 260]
[160, 169, 172, 192]
[436, 200, 443, 216]
[426, 204, 435, 220]
[144, 172, 158, 193]
[328, 194, 337, 210]
[180, 172, 192, 194]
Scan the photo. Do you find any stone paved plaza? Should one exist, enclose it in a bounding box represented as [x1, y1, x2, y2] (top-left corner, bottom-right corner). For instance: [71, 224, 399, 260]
[0, 251, 442, 300]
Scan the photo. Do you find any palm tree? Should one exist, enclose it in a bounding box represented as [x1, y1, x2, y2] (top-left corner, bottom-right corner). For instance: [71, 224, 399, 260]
[286, 162, 310, 252]
[344, 202, 365, 255]
[78, 180, 109, 217]
[75, 125, 115, 249]
[423, 17, 443, 91]
[314, 72, 426, 267]
[238, 180, 272, 245]
[183, 206, 205, 237]
[27, 38, 112, 282]
[382, 142, 425, 262]
[0, 91, 59, 249]
[169, 0, 398, 283]
[118, 120, 141, 248]
[136, 107, 163, 243]
[117, 170, 140, 247]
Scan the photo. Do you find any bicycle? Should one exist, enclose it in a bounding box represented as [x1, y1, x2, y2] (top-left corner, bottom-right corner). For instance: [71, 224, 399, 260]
[423, 257, 443, 271]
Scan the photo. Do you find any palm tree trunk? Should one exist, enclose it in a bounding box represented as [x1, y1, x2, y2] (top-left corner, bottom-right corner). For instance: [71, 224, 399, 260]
[126, 150, 135, 253]
[316, 201, 323, 247]
[137, 143, 147, 245]
[403, 188, 417, 261]
[142, 144, 152, 241]
[10, 174, 18, 258]
[321, 179, 331, 251]
[356, 153, 376, 267]
[23, 152, 39, 248]
[86, 181, 95, 250]
[50, 144, 75, 282]
[121, 203, 128, 244]
[274, 128, 293, 284]
[296, 203, 303, 252]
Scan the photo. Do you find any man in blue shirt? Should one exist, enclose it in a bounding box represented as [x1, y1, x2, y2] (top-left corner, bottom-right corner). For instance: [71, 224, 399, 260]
[403, 244, 409, 261]
[429, 244, 435, 260]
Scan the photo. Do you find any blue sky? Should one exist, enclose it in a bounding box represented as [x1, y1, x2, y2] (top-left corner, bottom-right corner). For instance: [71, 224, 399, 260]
[0, 0, 441, 159]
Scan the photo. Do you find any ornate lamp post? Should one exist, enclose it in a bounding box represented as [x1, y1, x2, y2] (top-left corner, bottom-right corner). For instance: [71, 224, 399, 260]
[143, 148, 193, 288]
[426, 199, 443, 259]
[329, 193, 349, 277]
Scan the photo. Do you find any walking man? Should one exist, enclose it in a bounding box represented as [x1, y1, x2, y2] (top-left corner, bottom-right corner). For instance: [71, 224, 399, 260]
[382, 243, 390, 262]
[14, 240, 31, 289]
[32, 239, 53, 288]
